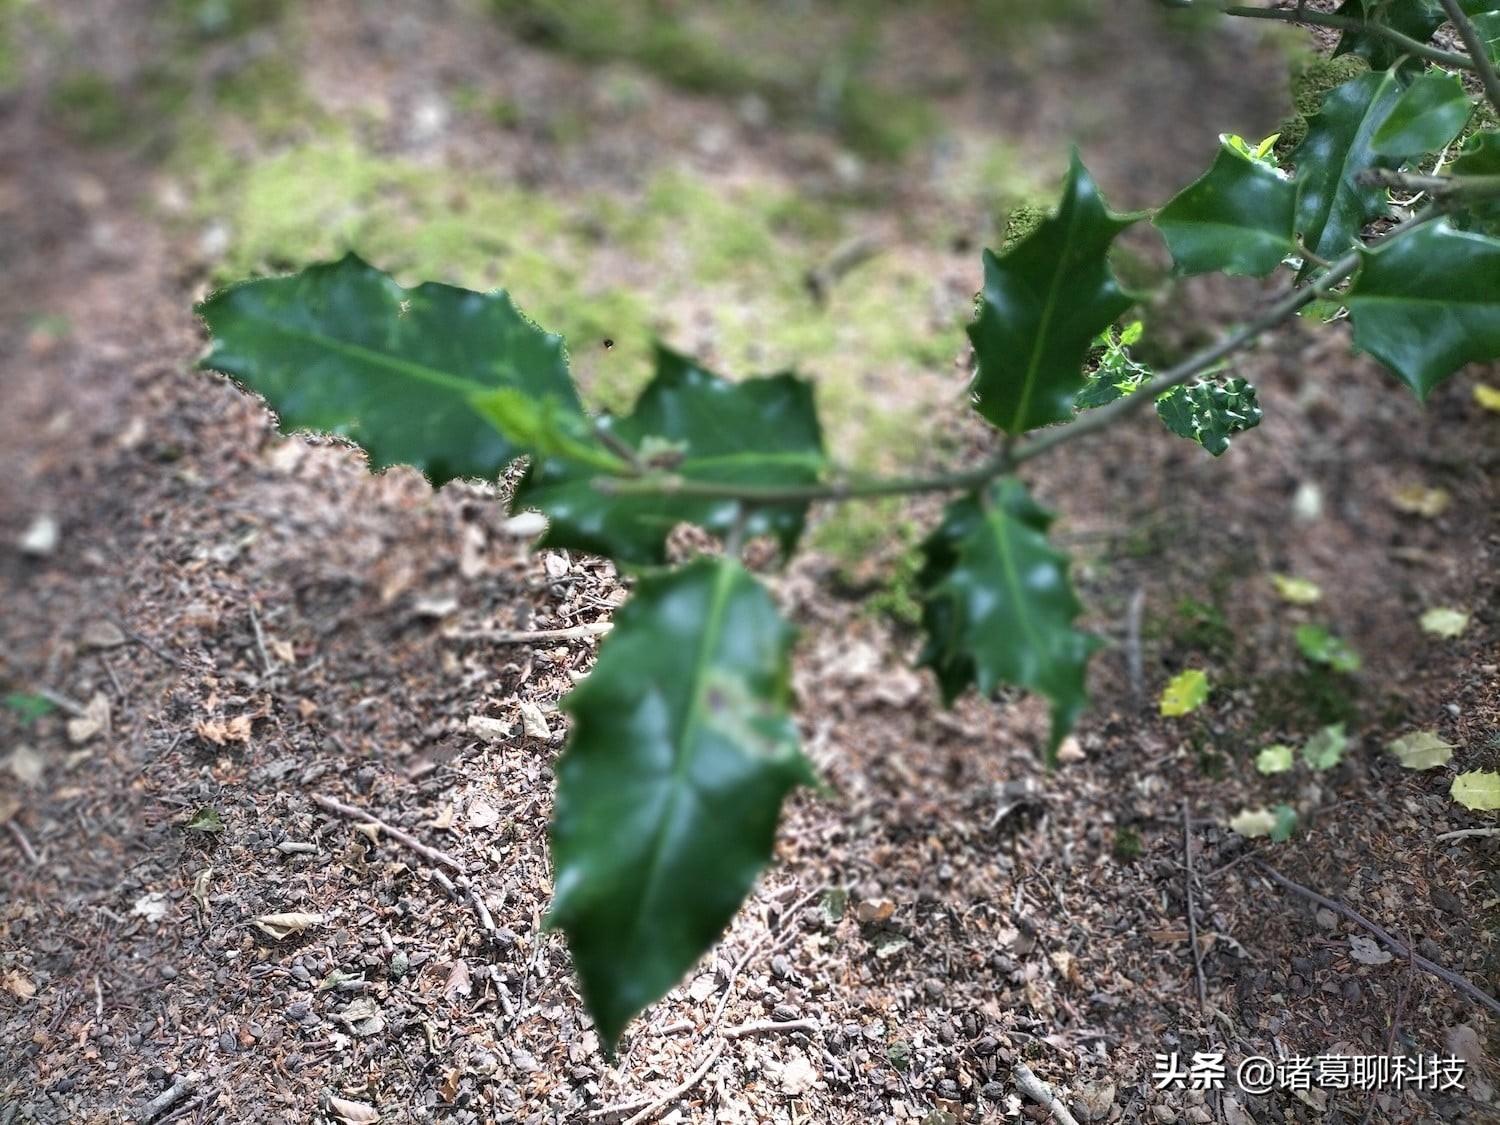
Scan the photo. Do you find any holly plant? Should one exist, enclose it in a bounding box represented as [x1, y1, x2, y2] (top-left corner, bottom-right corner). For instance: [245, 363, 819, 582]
[197, 1, 1500, 1053]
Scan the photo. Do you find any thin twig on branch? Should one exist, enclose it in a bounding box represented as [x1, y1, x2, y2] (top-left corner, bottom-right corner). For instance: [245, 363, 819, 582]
[590, 208, 1436, 508]
[1162, 1, 1476, 70]
[1438, 0, 1500, 115]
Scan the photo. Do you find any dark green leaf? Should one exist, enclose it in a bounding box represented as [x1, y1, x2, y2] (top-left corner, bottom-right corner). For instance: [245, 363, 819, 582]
[1293, 69, 1405, 263]
[1154, 377, 1262, 456]
[1154, 140, 1298, 276]
[1344, 220, 1500, 398]
[1450, 129, 1500, 230]
[512, 347, 825, 567]
[1332, 0, 1446, 70]
[1371, 69, 1472, 157]
[968, 153, 1137, 434]
[917, 479, 1099, 761]
[548, 558, 814, 1052]
[1270, 804, 1299, 844]
[1295, 624, 1363, 673]
[197, 253, 580, 485]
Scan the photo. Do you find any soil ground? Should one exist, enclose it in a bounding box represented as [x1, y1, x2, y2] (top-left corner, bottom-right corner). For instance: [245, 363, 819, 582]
[1, 2, 1497, 1123]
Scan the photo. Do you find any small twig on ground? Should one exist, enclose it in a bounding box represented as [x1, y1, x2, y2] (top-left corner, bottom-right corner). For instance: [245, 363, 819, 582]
[619, 1041, 727, 1125]
[99, 654, 126, 699]
[8, 821, 41, 867]
[1182, 804, 1208, 1013]
[1013, 1062, 1082, 1125]
[136, 1072, 202, 1122]
[722, 1018, 820, 1039]
[1435, 827, 1500, 841]
[1125, 588, 1145, 704]
[444, 621, 613, 645]
[1248, 859, 1500, 1017]
[711, 886, 822, 1028]
[248, 603, 274, 675]
[805, 235, 881, 304]
[127, 630, 180, 667]
[311, 793, 467, 874]
[35, 688, 86, 717]
[1359, 931, 1418, 1125]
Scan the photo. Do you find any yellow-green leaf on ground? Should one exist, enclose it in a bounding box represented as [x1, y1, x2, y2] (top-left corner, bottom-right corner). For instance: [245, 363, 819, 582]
[1387, 731, 1454, 770]
[1420, 608, 1470, 638]
[1476, 384, 1500, 412]
[1388, 483, 1450, 518]
[1451, 771, 1500, 812]
[1159, 669, 1210, 717]
[1229, 804, 1297, 841]
[1271, 574, 1322, 605]
[1301, 723, 1348, 771]
[1229, 807, 1278, 838]
[1256, 745, 1295, 774]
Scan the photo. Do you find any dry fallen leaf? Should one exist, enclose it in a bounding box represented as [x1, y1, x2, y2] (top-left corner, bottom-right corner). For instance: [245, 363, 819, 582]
[1349, 935, 1393, 966]
[3, 969, 37, 1001]
[1388, 483, 1450, 518]
[66, 693, 110, 745]
[327, 1095, 380, 1124]
[465, 715, 511, 744]
[443, 959, 472, 1000]
[467, 800, 501, 830]
[1420, 607, 1470, 639]
[251, 912, 326, 940]
[6, 745, 46, 786]
[81, 620, 127, 649]
[1055, 736, 1085, 764]
[132, 892, 170, 923]
[517, 700, 551, 741]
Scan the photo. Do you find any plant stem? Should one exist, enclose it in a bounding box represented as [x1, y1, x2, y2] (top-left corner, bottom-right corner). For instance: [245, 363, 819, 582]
[1163, 1, 1476, 71]
[1438, 0, 1500, 116]
[1359, 169, 1500, 198]
[595, 209, 1436, 507]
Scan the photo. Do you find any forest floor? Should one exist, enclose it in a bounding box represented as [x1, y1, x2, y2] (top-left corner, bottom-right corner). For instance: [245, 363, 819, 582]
[1, 2, 1497, 1123]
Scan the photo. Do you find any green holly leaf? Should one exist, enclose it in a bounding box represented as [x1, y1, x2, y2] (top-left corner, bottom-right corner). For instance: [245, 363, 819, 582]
[1331, 0, 1446, 70]
[1371, 69, 1472, 157]
[917, 479, 1099, 762]
[512, 348, 826, 567]
[1386, 730, 1455, 769]
[1451, 770, 1500, 811]
[1159, 669, 1210, 717]
[1450, 130, 1500, 230]
[1295, 624, 1363, 673]
[1154, 139, 1298, 276]
[968, 153, 1137, 434]
[548, 558, 815, 1053]
[1301, 723, 1349, 771]
[1344, 221, 1500, 399]
[1293, 69, 1405, 264]
[197, 254, 580, 485]
[1154, 377, 1263, 456]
